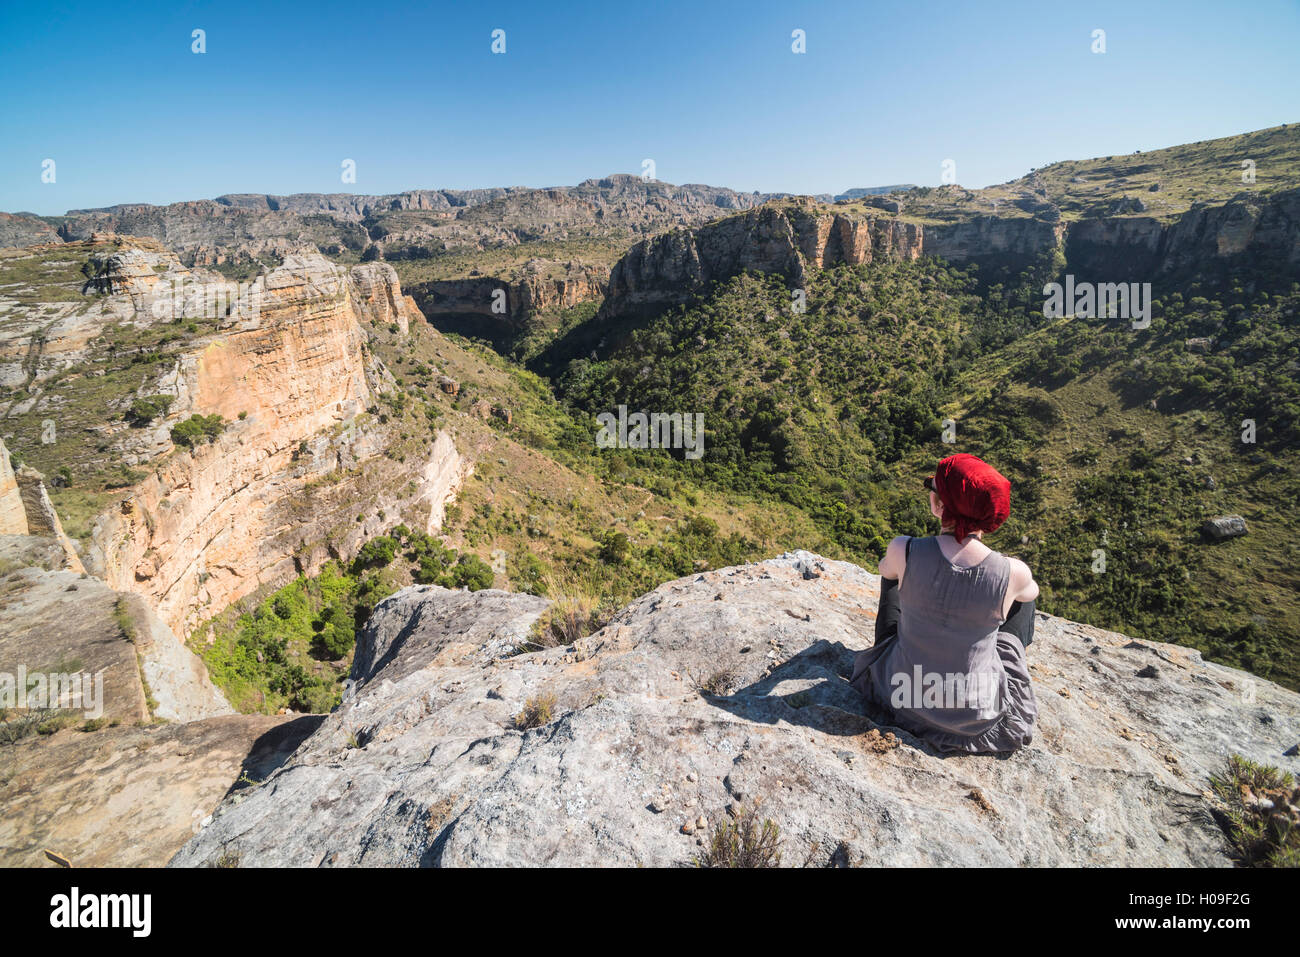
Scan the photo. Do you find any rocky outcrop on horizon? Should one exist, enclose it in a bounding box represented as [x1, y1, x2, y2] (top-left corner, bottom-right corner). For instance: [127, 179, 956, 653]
[412, 260, 610, 326]
[596, 187, 1300, 319]
[0, 212, 59, 249]
[600, 200, 925, 318]
[44, 176, 776, 267]
[171, 552, 1298, 868]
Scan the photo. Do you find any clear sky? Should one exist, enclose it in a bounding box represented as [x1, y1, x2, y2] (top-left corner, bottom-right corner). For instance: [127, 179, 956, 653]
[1, 0, 1296, 215]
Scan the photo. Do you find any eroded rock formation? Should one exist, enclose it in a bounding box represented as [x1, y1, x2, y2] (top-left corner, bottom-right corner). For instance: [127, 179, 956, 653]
[598, 188, 1300, 319]
[0, 713, 321, 867]
[78, 252, 467, 636]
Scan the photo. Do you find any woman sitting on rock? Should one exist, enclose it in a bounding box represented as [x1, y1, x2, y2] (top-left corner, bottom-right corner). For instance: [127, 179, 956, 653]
[850, 453, 1039, 754]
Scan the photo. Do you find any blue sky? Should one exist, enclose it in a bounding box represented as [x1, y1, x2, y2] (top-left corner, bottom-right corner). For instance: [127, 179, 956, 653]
[1, 0, 1296, 214]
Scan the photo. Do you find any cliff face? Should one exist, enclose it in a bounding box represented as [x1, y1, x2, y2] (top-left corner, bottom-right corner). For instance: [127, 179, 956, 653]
[601, 202, 925, 318]
[83, 254, 466, 636]
[0, 439, 83, 571]
[597, 188, 1300, 319]
[0, 212, 59, 249]
[414, 261, 609, 324]
[1067, 188, 1300, 279]
[55, 176, 775, 266]
[0, 438, 25, 534]
[922, 215, 1066, 268]
[171, 551, 1300, 867]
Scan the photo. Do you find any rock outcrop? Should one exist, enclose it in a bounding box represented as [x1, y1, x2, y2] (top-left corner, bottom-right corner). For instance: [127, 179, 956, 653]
[79, 252, 468, 636]
[0, 534, 231, 724]
[0, 713, 321, 867]
[597, 187, 1300, 320]
[601, 202, 924, 319]
[2, 238, 468, 639]
[0, 212, 60, 250]
[0, 440, 82, 572]
[0, 438, 26, 535]
[172, 552, 1298, 867]
[56, 177, 775, 266]
[414, 261, 609, 325]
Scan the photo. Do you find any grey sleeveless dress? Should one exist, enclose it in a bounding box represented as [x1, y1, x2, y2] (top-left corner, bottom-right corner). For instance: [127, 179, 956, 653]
[850, 536, 1037, 753]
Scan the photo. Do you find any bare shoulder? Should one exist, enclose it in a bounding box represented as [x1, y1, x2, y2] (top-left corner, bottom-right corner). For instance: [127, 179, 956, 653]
[880, 535, 911, 578]
[1005, 555, 1033, 580]
[1004, 555, 1039, 600]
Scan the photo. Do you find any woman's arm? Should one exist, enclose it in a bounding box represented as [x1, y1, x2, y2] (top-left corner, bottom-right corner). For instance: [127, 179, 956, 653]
[879, 535, 910, 584]
[1008, 557, 1039, 603]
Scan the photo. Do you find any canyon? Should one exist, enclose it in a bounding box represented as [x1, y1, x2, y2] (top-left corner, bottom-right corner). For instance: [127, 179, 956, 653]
[2, 124, 1298, 869]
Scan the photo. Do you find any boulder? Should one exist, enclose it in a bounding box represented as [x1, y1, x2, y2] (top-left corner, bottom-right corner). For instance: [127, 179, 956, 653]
[1202, 515, 1248, 540]
[0, 714, 321, 867]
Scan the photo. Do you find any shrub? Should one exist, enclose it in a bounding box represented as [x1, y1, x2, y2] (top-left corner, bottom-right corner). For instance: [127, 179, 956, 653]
[449, 553, 495, 591]
[312, 605, 355, 660]
[126, 394, 174, 425]
[696, 802, 783, 868]
[1210, 754, 1299, 867]
[598, 530, 631, 565]
[170, 413, 225, 449]
[353, 535, 398, 571]
[514, 693, 556, 730]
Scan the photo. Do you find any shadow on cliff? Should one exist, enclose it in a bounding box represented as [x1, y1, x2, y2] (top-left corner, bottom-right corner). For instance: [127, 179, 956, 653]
[702, 638, 1011, 762]
[223, 714, 325, 799]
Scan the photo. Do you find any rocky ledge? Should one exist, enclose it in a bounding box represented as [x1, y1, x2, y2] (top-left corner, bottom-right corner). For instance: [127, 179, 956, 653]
[171, 552, 1299, 867]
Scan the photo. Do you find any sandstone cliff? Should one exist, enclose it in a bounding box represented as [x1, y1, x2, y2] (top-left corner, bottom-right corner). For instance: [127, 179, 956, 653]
[77, 253, 466, 636]
[596, 187, 1300, 319]
[171, 552, 1298, 867]
[0, 212, 59, 250]
[2, 237, 468, 639]
[0, 438, 26, 535]
[601, 201, 925, 319]
[0, 439, 82, 571]
[413, 260, 609, 325]
[55, 176, 774, 267]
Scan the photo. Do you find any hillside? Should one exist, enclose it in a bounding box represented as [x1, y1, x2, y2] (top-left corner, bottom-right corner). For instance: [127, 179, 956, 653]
[520, 126, 1300, 690]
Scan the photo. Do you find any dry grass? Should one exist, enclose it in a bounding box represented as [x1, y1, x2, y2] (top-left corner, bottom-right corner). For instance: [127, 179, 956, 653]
[695, 668, 739, 697]
[515, 568, 614, 655]
[1211, 754, 1300, 867]
[696, 799, 783, 868]
[514, 693, 556, 731]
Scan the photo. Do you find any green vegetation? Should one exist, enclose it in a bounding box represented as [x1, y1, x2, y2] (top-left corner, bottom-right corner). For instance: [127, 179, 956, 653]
[696, 802, 784, 868]
[894, 123, 1299, 226]
[170, 413, 225, 449]
[1210, 754, 1299, 867]
[192, 526, 501, 713]
[523, 249, 1300, 688]
[193, 561, 362, 714]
